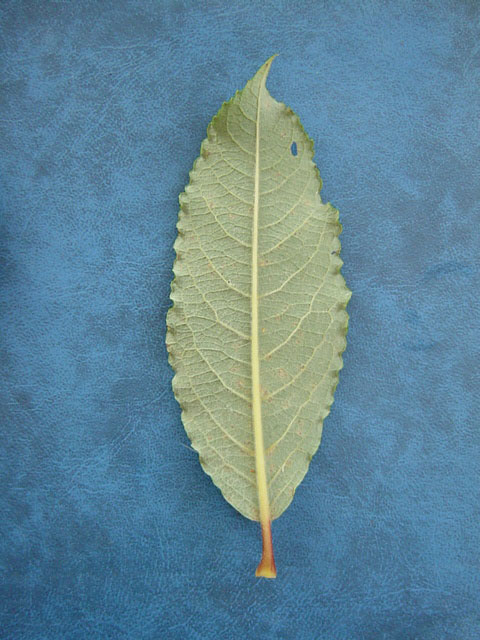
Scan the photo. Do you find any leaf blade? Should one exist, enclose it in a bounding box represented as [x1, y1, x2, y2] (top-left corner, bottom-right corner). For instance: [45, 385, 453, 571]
[166, 57, 351, 573]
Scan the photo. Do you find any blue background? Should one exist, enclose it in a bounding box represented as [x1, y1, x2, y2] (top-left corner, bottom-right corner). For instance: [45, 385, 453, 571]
[1, 1, 479, 638]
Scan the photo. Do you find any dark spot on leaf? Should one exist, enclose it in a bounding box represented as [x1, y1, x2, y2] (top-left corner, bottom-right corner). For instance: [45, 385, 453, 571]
[290, 142, 298, 156]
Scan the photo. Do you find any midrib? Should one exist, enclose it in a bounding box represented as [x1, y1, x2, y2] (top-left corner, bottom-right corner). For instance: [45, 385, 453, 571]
[251, 61, 275, 577]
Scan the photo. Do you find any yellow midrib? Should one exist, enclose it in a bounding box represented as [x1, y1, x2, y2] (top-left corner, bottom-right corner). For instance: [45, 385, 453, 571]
[251, 61, 273, 535]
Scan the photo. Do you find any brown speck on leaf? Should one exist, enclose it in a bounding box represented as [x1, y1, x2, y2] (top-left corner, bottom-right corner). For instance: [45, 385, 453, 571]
[260, 386, 271, 402]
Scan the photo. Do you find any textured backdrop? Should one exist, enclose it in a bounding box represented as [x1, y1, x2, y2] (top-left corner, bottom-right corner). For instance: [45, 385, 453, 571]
[1, 1, 479, 639]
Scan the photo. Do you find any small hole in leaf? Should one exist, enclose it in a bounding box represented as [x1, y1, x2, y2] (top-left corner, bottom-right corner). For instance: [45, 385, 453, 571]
[290, 142, 298, 156]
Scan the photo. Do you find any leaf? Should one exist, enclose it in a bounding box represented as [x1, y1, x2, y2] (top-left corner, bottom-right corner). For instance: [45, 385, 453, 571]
[166, 56, 351, 578]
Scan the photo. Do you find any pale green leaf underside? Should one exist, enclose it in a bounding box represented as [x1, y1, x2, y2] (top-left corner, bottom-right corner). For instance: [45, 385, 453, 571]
[167, 58, 351, 521]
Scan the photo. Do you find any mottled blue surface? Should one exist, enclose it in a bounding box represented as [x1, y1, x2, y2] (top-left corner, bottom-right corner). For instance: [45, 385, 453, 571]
[1, 2, 479, 638]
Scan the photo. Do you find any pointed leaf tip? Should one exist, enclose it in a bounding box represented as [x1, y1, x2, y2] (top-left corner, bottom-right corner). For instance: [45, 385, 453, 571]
[252, 55, 278, 86]
[265, 53, 279, 66]
[261, 54, 278, 76]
